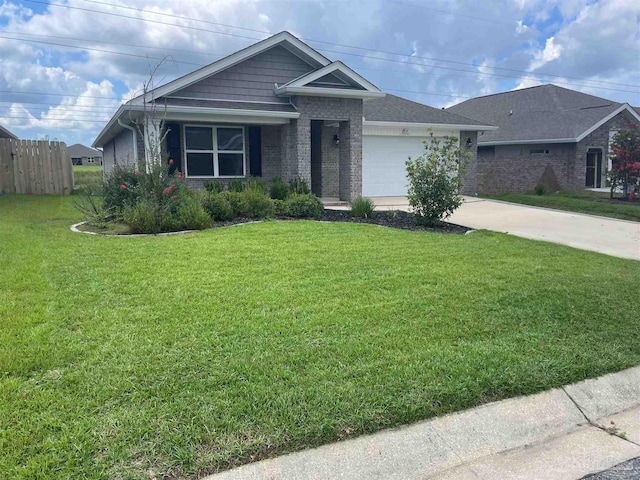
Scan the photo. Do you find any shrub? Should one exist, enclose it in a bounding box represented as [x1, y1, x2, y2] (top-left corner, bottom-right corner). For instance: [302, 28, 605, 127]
[406, 132, 470, 226]
[103, 164, 141, 213]
[221, 191, 248, 217]
[289, 177, 310, 195]
[177, 196, 211, 230]
[229, 178, 245, 192]
[246, 177, 267, 194]
[201, 192, 234, 221]
[350, 197, 375, 218]
[203, 181, 224, 193]
[533, 184, 546, 195]
[73, 184, 114, 228]
[122, 199, 163, 234]
[269, 177, 289, 200]
[242, 189, 275, 218]
[273, 199, 288, 216]
[284, 193, 323, 218]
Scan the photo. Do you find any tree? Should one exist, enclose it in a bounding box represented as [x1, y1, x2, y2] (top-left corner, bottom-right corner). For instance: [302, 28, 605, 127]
[609, 123, 640, 199]
[405, 132, 471, 226]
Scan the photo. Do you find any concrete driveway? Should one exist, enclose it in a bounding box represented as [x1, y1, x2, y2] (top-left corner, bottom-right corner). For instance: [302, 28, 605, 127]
[372, 196, 640, 261]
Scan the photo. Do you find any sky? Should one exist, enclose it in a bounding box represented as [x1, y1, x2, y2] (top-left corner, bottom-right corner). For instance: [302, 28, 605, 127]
[0, 0, 638, 147]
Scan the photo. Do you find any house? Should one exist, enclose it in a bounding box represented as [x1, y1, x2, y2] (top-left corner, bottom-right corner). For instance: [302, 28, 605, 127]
[0, 124, 18, 140]
[93, 31, 494, 200]
[447, 85, 640, 194]
[67, 144, 103, 166]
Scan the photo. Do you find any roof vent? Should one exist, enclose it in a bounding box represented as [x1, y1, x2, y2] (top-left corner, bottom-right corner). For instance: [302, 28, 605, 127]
[509, 110, 513, 116]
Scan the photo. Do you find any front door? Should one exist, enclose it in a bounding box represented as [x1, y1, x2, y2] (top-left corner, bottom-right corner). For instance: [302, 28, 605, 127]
[585, 149, 603, 188]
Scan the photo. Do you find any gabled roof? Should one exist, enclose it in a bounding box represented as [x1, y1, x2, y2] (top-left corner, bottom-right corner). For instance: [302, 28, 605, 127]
[447, 84, 640, 145]
[364, 94, 496, 130]
[274, 61, 385, 99]
[131, 31, 331, 105]
[68, 144, 103, 158]
[0, 124, 18, 140]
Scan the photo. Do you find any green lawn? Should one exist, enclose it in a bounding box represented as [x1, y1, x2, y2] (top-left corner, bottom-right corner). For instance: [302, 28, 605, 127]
[2, 195, 639, 479]
[73, 165, 103, 192]
[484, 191, 640, 222]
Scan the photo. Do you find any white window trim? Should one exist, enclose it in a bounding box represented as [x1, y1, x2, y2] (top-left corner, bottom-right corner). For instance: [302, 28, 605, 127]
[183, 125, 246, 179]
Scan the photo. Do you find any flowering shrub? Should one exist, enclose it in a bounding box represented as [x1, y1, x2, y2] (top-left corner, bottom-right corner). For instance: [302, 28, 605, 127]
[100, 161, 210, 233]
[609, 124, 640, 199]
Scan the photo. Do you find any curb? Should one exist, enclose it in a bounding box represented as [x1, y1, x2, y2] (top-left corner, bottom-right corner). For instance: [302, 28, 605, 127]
[204, 365, 640, 480]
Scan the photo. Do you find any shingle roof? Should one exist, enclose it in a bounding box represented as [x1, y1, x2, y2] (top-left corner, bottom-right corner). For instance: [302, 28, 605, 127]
[364, 94, 491, 126]
[0, 124, 18, 139]
[67, 144, 103, 158]
[446, 84, 633, 144]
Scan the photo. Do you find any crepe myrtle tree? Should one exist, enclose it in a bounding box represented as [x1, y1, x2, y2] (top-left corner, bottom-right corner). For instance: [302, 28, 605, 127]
[405, 132, 471, 226]
[608, 123, 640, 200]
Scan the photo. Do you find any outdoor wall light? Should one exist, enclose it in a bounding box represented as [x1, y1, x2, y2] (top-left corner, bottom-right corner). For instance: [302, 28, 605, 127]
[465, 137, 473, 148]
[333, 134, 340, 146]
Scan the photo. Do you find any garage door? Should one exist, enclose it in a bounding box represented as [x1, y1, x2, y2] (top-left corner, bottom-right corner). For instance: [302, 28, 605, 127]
[362, 135, 427, 197]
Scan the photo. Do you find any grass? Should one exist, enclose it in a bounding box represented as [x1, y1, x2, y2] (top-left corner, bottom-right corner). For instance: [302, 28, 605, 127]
[484, 191, 640, 222]
[2, 194, 640, 479]
[73, 165, 103, 192]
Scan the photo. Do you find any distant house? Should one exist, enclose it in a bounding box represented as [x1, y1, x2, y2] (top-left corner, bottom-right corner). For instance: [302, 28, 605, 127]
[0, 124, 18, 140]
[68, 144, 103, 166]
[447, 85, 640, 194]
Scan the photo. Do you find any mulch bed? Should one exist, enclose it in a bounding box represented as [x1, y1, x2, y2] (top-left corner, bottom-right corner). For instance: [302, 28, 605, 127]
[317, 209, 470, 234]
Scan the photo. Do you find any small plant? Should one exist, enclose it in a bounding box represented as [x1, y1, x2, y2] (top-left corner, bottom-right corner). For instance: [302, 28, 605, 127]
[406, 132, 470, 226]
[289, 177, 310, 195]
[273, 199, 288, 216]
[242, 189, 275, 218]
[201, 192, 234, 221]
[73, 184, 114, 228]
[284, 193, 323, 218]
[203, 181, 224, 193]
[350, 197, 375, 218]
[533, 184, 546, 196]
[269, 177, 289, 200]
[177, 196, 211, 230]
[246, 177, 267, 194]
[122, 199, 163, 234]
[229, 178, 245, 192]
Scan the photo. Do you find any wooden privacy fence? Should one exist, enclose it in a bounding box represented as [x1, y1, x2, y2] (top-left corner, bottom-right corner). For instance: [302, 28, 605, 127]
[0, 139, 74, 195]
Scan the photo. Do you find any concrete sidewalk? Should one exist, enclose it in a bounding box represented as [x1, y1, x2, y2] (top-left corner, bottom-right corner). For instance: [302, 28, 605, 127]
[204, 366, 640, 480]
[369, 196, 640, 261]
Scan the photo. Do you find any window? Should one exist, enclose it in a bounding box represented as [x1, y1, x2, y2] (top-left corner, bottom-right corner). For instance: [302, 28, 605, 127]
[530, 149, 550, 155]
[184, 126, 245, 177]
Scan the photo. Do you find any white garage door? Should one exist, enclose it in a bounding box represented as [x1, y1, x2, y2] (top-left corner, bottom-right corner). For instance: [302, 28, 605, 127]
[362, 135, 427, 197]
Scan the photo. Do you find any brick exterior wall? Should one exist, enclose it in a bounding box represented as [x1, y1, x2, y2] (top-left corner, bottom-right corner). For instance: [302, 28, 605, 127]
[475, 111, 638, 194]
[321, 125, 340, 197]
[284, 96, 363, 201]
[261, 125, 282, 182]
[460, 131, 478, 195]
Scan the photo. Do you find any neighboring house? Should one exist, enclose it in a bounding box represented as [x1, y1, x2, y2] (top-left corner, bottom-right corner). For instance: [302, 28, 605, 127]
[447, 85, 640, 194]
[93, 31, 494, 200]
[67, 144, 103, 166]
[0, 124, 18, 140]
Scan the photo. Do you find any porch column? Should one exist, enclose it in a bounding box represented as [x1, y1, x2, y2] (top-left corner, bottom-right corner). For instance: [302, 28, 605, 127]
[460, 130, 478, 195]
[338, 119, 362, 201]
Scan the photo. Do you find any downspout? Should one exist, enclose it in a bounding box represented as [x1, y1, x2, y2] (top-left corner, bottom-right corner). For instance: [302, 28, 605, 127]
[117, 118, 138, 170]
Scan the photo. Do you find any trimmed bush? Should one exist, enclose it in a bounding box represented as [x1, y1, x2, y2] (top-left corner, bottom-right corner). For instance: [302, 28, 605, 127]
[229, 178, 245, 192]
[203, 181, 224, 193]
[289, 177, 310, 195]
[284, 193, 323, 218]
[350, 197, 375, 218]
[273, 199, 288, 216]
[243, 190, 275, 218]
[177, 196, 211, 230]
[246, 177, 267, 194]
[269, 177, 289, 200]
[201, 192, 234, 221]
[221, 191, 248, 217]
[122, 199, 163, 234]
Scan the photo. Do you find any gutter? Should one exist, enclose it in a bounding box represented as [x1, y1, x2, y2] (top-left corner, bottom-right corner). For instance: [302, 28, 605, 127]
[117, 118, 138, 170]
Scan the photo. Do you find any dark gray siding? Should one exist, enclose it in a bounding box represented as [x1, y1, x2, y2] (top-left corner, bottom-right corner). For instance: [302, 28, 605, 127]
[168, 46, 314, 103]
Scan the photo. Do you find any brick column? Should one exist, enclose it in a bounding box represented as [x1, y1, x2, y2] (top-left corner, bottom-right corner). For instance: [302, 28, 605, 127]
[460, 131, 478, 196]
[339, 119, 362, 201]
